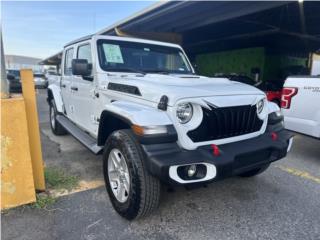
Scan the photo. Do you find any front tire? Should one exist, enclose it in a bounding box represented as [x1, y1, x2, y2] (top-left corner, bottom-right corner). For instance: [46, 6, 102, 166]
[103, 130, 161, 220]
[238, 164, 270, 177]
[49, 100, 67, 135]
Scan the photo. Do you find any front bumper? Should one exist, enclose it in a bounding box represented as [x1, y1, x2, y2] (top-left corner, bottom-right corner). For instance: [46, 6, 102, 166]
[142, 129, 293, 185]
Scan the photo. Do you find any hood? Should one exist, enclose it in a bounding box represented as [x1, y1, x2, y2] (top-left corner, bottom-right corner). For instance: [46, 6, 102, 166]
[100, 73, 265, 106]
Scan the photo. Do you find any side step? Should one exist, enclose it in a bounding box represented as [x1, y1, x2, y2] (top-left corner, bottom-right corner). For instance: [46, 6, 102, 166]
[56, 115, 103, 155]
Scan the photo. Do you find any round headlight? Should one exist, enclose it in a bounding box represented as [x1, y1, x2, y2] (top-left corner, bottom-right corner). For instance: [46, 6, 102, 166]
[176, 103, 193, 124]
[257, 99, 264, 114]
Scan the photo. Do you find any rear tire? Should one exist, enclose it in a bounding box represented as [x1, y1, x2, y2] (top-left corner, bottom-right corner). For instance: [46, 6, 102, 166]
[103, 129, 161, 220]
[49, 100, 67, 135]
[238, 164, 270, 177]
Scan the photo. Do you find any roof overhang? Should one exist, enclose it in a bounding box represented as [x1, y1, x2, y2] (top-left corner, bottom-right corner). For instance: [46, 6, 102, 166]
[97, 1, 320, 56]
[39, 51, 62, 65]
[41, 1, 320, 63]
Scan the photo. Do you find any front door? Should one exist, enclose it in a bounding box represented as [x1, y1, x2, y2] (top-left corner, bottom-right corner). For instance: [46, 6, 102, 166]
[61, 47, 75, 121]
[71, 43, 99, 136]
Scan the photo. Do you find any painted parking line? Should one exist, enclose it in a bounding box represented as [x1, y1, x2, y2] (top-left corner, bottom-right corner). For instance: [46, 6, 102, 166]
[276, 165, 320, 184]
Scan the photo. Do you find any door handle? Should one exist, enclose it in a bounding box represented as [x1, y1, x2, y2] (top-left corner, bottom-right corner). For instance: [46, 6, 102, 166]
[61, 84, 66, 88]
[71, 86, 78, 91]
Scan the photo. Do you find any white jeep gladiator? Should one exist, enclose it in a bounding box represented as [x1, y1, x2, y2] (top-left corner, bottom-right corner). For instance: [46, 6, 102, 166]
[281, 76, 320, 138]
[47, 35, 293, 220]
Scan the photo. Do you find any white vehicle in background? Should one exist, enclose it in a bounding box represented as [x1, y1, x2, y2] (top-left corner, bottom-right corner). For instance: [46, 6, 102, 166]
[46, 71, 61, 86]
[47, 35, 293, 220]
[33, 73, 48, 88]
[281, 76, 320, 138]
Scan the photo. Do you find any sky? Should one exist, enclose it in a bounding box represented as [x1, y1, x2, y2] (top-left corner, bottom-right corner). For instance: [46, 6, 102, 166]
[2, 1, 156, 59]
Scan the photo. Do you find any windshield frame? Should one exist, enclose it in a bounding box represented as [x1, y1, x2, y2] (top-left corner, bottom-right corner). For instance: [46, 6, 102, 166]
[96, 39, 194, 75]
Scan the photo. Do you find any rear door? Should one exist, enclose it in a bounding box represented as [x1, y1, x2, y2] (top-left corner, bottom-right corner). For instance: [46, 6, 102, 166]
[71, 42, 98, 135]
[61, 47, 75, 121]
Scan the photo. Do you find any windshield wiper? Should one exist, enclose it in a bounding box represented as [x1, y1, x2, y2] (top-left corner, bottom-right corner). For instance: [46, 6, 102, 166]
[107, 68, 146, 75]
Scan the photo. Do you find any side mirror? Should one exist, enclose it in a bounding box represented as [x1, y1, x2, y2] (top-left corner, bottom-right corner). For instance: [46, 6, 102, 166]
[72, 59, 91, 77]
[7, 74, 15, 81]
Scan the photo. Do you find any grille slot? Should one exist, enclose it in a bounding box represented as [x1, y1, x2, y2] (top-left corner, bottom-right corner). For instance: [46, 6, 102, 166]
[187, 105, 263, 142]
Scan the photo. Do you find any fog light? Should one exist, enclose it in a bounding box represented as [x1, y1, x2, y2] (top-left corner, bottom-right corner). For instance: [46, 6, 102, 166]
[187, 164, 197, 177]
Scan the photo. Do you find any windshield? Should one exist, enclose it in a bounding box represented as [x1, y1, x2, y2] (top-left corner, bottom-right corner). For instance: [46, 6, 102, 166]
[97, 39, 193, 74]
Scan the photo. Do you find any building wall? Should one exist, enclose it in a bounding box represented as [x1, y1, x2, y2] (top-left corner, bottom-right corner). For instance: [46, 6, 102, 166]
[196, 47, 265, 79]
[5, 55, 44, 72]
[196, 47, 307, 81]
[264, 55, 307, 81]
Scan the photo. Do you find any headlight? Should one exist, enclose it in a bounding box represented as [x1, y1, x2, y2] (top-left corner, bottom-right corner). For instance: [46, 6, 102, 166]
[256, 99, 264, 114]
[176, 103, 193, 124]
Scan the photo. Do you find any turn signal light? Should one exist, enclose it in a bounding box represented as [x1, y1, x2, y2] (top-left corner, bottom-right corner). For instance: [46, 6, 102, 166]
[132, 125, 167, 136]
[132, 125, 145, 136]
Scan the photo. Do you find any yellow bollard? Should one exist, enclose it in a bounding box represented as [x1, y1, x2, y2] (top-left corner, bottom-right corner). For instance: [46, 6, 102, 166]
[1, 97, 36, 209]
[20, 69, 45, 191]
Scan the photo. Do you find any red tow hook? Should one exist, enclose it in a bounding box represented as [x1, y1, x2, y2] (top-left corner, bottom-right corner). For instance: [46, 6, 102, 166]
[211, 144, 220, 156]
[271, 132, 278, 141]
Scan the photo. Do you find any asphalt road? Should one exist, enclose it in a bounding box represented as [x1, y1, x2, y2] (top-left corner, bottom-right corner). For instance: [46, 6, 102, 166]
[2, 90, 320, 240]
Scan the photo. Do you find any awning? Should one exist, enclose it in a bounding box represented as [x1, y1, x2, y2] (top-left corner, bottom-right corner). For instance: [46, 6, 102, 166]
[38, 51, 62, 65]
[97, 1, 320, 56]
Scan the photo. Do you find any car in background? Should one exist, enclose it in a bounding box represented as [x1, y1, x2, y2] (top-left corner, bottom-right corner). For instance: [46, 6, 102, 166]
[281, 76, 320, 139]
[45, 70, 58, 79]
[6, 69, 22, 93]
[34, 73, 48, 88]
[256, 80, 283, 106]
[215, 74, 282, 105]
[258, 66, 309, 105]
[45, 71, 61, 86]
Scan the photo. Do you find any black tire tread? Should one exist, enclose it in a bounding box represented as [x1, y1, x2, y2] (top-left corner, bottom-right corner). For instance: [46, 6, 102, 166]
[122, 130, 160, 218]
[103, 129, 160, 219]
[50, 100, 67, 136]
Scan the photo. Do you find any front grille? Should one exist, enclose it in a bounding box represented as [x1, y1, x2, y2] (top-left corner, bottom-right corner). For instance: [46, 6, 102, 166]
[187, 105, 263, 142]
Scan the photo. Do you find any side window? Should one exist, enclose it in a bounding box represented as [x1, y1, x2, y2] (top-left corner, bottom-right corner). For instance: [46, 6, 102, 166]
[77, 44, 92, 75]
[64, 48, 74, 76]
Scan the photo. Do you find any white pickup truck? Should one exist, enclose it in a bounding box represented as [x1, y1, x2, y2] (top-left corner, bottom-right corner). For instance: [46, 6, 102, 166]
[47, 34, 293, 219]
[282, 76, 320, 138]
